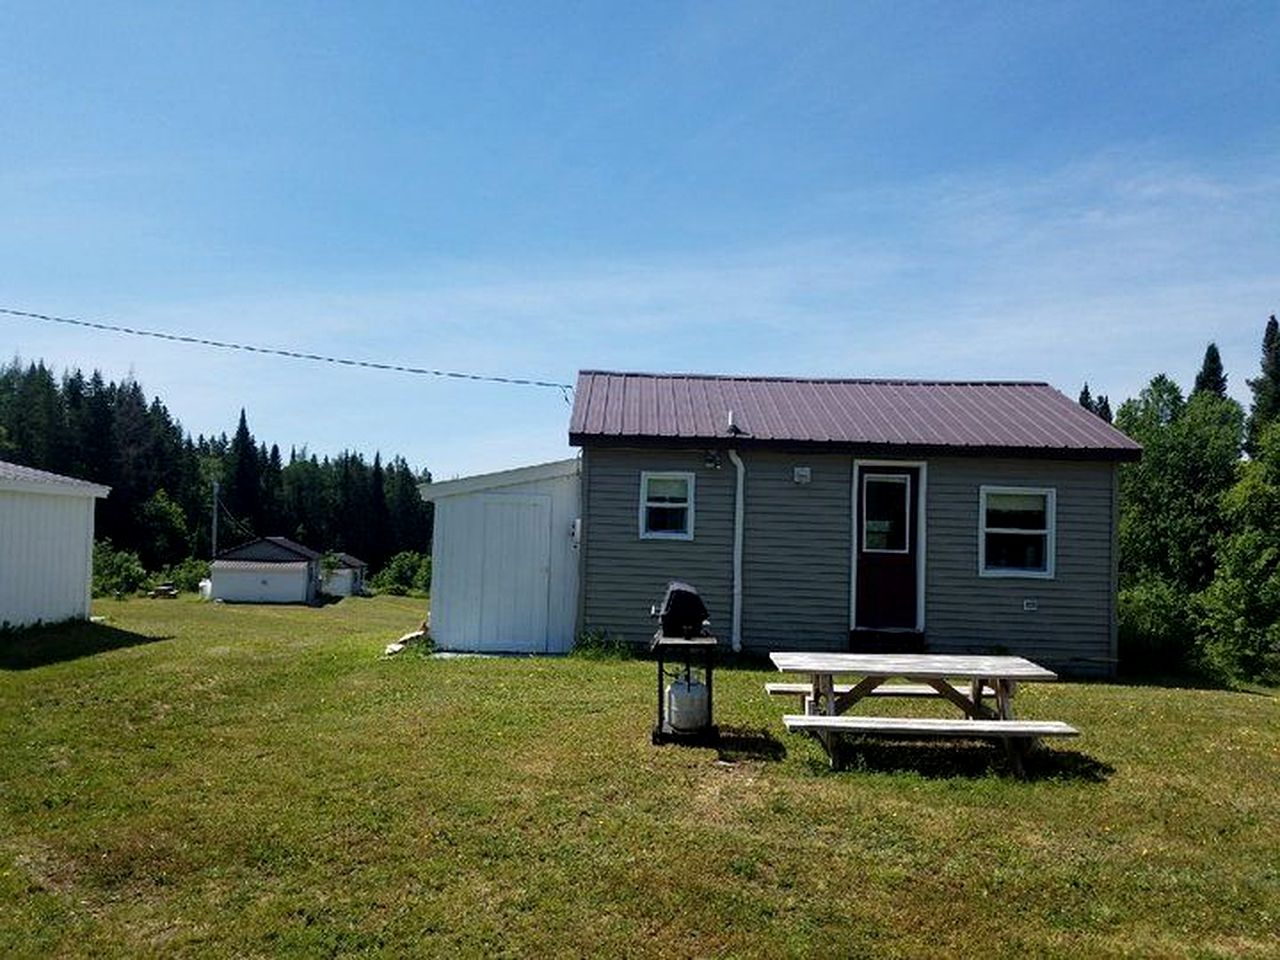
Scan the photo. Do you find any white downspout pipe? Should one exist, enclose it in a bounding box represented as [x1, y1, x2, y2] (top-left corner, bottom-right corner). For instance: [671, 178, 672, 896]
[728, 448, 745, 653]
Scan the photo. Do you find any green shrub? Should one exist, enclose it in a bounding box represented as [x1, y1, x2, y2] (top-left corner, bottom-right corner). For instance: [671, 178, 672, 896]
[92, 540, 148, 598]
[153, 557, 211, 593]
[571, 627, 632, 660]
[371, 551, 432, 596]
[1117, 577, 1196, 676]
[1193, 530, 1280, 685]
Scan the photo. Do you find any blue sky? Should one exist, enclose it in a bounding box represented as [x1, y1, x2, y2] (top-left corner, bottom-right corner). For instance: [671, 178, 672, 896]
[2, 2, 1277, 476]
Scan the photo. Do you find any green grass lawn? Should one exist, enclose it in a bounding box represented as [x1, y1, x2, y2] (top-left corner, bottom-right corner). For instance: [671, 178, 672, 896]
[2, 597, 1277, 957]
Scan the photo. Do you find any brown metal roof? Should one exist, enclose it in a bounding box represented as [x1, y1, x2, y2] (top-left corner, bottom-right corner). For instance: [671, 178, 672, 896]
[569, 371, 1141, 459]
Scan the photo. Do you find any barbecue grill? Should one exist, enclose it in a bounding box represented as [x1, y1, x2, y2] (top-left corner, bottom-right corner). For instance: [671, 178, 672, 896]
[650, 581, 718, 745]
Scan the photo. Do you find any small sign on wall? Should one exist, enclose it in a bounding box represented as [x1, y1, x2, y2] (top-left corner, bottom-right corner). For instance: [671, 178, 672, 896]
[793, 466, 812, 485]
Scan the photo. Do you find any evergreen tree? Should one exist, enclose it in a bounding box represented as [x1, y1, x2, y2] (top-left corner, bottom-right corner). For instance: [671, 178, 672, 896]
[226, 409, 261, 533]
[0, 357, 431, 574]
[1246, 314, 1280, 454]
[1094, 395, 1112, 424]
[1078, 382, 1093, 411]
[1192, 342, 1228, 398]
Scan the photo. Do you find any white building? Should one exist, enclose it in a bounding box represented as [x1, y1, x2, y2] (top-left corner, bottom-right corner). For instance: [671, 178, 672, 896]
[420, 458, 581, 653]
[321, 552, 367, 597]
[0, 460, 110, 628]
[210, 536, 322, 604]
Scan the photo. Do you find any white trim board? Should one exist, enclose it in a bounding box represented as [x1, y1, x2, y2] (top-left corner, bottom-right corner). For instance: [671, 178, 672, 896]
[850, 460, 927, 632]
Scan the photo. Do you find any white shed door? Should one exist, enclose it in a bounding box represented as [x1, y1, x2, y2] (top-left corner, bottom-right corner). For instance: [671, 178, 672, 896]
[477, 495, 551, 652]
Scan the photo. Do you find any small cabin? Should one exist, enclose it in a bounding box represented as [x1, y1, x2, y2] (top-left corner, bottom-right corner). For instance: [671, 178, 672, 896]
[210, 536, 322, 604]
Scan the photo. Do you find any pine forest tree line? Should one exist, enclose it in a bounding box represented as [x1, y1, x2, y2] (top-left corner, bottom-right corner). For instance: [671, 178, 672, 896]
[1083, 314, 1280, 684]
[0, 360, 433, 573]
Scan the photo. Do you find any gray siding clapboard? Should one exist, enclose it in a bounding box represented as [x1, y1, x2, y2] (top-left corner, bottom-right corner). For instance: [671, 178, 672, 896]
[580, 448, 735, 645]
[740, 451, 852, 650]
[580, 446, 1118, 675]
[924, 457, 1117, 675]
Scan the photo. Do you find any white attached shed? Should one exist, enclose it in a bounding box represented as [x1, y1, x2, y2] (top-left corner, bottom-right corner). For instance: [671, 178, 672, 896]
[421, 458, 581, 653]
[0, 460, 110, 628]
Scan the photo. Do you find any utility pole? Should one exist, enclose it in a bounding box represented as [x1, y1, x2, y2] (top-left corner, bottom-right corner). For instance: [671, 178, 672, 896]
[211, 479, 219, 559]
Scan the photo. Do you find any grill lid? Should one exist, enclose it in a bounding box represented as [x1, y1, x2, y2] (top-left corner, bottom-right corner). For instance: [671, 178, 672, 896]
[652, 581, 710, 639]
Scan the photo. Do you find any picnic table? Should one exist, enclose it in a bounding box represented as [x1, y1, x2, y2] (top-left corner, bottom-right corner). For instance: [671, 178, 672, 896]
[767, 652, 1078, 774]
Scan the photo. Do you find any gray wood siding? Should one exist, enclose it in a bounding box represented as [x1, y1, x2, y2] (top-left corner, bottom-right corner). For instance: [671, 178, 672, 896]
[579, 445, 1119, 676]
[580, 448, 735, 645]
[741, 451, 852, 650]
[924, 457, 1117, 675]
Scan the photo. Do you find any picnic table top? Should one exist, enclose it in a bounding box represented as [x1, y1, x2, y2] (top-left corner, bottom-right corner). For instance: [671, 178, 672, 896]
[769, 652, 1058, 682]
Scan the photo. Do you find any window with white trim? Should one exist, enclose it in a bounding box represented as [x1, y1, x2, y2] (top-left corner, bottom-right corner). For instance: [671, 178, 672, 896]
[979, 486, 1055, 578]
[639, 472, 695, 540]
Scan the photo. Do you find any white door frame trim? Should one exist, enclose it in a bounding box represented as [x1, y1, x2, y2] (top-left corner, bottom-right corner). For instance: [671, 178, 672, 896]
[850, 459, 928, 632]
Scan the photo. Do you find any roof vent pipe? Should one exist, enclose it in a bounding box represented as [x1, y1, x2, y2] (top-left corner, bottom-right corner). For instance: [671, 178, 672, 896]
[728, 449, 745, 653]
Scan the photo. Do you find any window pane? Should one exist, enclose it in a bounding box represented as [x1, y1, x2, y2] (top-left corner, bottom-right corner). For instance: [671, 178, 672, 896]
[985, 532, 1047, 571]
[646, 506, 689, 534]
[986, 492, 1046, 530]
[864, 477, 907, 551]
[646, 477, 689, 503]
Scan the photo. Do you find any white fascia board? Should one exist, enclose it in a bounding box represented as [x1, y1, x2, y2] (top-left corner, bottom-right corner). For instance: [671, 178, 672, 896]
[0, 478, 112, 499]
[419, 457, 580, 501]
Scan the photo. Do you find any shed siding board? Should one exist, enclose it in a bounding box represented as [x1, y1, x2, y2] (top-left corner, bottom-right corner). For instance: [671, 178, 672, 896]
[581, 448, 733, 645]
[740, 450, 852, 650]
[0, 490, 96, 627]
[924, 457, 1115, 674]
[431, 468, 579, 652]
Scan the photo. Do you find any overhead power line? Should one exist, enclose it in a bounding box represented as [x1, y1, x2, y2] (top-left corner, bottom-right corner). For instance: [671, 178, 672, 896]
[0, 305, 574, 394]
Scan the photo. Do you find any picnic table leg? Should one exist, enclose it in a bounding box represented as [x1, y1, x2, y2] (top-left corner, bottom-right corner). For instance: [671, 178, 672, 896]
[969, 677, 984, 719]
[995, 679, 1015, 720]
[993, 678, 1029, 776]
[813, 673, 840, 767]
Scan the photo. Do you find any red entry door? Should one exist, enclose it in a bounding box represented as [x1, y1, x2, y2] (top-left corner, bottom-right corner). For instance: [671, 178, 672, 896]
[854, 465, 919, 630]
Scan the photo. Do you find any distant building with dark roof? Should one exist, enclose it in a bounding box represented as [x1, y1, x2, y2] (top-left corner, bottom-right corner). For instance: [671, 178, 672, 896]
[322, 552, 367, 597]
[210, 536, 323, 604]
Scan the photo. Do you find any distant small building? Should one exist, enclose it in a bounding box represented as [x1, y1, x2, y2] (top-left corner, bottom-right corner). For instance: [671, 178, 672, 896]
[210, 536, 322, 604]
[0, 459, 110, 628]
[322, 552, 367, 597]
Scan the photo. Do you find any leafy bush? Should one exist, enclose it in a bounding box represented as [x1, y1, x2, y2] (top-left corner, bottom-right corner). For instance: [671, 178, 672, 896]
[92, 540, 148, 597]
[571, 627, 632, 660]
[1117, 577, 1198, 675]
[153, 557, 211, 593]
[371, 551, 432, 596]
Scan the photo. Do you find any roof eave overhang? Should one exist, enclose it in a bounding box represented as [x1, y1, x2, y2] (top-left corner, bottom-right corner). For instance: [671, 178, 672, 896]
[569, 433, 1142, 463]
[0, 479, 113, 498]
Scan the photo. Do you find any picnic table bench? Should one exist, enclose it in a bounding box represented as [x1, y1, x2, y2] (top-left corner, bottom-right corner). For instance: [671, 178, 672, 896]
[768, 652, 1078, 775]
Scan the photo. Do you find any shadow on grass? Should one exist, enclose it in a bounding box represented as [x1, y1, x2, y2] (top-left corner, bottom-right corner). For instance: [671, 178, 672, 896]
[809, 738, 1114, 783]
[0, 620, 171, 670]
[1110, 672, 1275, 696]
[715, 725, 787, 763]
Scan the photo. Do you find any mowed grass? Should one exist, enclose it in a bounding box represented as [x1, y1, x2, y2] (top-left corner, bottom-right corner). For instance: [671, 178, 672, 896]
[1, 598, 1277, 958]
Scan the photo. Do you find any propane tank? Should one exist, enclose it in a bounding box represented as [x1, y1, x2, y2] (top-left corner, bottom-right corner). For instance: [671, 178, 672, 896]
[666, 678, 709, 731]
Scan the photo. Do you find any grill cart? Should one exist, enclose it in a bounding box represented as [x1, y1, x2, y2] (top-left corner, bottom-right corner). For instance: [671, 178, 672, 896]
[650, 581, 719, 745]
